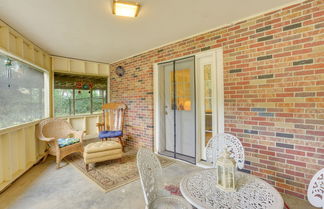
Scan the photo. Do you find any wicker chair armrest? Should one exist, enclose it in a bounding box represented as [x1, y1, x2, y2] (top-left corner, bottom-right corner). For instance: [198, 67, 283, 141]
[38, 136, 56, 142]
[71, 130, 84, 142]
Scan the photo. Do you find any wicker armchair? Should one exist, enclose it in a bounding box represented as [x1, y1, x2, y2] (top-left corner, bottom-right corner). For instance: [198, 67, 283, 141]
[36, 118, 84, 168]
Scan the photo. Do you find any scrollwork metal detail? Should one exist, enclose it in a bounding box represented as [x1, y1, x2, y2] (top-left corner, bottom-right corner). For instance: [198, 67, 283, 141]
[180, 169, 284, 209]
[307, 168, 324, 208]
[206, 133, 245, 169]
[137, 148, 192, 209]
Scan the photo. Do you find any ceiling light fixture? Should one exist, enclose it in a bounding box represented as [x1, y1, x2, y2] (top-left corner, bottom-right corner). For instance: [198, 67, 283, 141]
[112, 0, 140, 18]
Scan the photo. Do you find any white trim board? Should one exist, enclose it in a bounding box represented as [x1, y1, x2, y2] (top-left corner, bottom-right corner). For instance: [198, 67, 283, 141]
[0, 48, 49, 73]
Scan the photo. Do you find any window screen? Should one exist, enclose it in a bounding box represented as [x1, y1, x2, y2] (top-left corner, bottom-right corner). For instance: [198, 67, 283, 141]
[0, 52, 47, 129]
[54, 73, 107, 117]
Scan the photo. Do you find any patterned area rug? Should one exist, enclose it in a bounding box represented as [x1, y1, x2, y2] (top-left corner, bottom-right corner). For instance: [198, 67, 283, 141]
[65, 149, 174, 192]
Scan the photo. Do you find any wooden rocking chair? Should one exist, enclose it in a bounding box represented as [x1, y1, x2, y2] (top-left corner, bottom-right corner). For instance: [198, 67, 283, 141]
[96, 103, 127, 151]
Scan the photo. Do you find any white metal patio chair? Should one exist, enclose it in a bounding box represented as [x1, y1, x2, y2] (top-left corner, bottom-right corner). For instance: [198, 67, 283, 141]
[206, 133, 245, 169]
[307, 168, 324, 209]
[136, 148, 192, 209]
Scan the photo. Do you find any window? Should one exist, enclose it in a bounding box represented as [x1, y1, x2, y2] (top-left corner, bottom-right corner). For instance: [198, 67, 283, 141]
[74, 89, 91, 115]
[54, 73, 107, 117]
[54, 89, 73, 116]
[92, 89, 107, 113]
[0, 52, 49, 129]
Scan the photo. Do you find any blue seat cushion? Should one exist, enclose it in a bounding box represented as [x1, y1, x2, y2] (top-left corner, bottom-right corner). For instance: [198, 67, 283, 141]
[57, 138, 80, 148]
[99, 130, 123, 139]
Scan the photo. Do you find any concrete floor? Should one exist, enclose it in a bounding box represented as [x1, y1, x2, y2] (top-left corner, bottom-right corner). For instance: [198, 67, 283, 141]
[0, 156, 317, 209]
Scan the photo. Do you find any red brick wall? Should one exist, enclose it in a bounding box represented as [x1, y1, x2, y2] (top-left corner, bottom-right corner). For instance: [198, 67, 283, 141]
[110, 0, 324, 199]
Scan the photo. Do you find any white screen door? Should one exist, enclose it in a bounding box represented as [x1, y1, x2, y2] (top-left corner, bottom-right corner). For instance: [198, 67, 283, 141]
[158, 56, 196, 163]
[156, 49, 224, 164]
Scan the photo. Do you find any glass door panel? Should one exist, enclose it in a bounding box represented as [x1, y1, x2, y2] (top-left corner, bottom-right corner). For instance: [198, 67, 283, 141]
[197, 56, 217, 161]
[204, 64, 213, 146]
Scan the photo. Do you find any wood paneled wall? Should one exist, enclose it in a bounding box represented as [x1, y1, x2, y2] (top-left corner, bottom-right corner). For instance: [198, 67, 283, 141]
[0, 122, 47, 191]
[0, 20, 51, 71]
[61, 114, 103, 140]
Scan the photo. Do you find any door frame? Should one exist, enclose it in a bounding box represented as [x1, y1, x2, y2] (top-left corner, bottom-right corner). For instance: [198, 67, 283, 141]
[153, 48, 224, 164]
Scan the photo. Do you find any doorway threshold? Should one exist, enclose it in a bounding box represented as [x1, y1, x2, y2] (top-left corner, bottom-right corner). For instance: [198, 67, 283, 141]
[159, 150, 196, 164]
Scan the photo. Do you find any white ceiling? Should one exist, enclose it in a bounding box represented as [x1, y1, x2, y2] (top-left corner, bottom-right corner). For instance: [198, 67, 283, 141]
[0, 0, 297, 63]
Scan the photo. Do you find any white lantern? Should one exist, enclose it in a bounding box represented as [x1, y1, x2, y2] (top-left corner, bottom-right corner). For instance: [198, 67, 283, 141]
[216, 150, 236, 192]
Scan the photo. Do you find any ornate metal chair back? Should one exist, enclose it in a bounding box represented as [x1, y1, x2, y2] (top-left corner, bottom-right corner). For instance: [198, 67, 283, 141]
[307, 168, 324, 209]
[137, 148, 163, 206]
[206, 133, 245, 169]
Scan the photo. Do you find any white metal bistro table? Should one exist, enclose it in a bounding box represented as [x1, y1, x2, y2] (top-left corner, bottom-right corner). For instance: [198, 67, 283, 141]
[180, 169, 284, 209]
